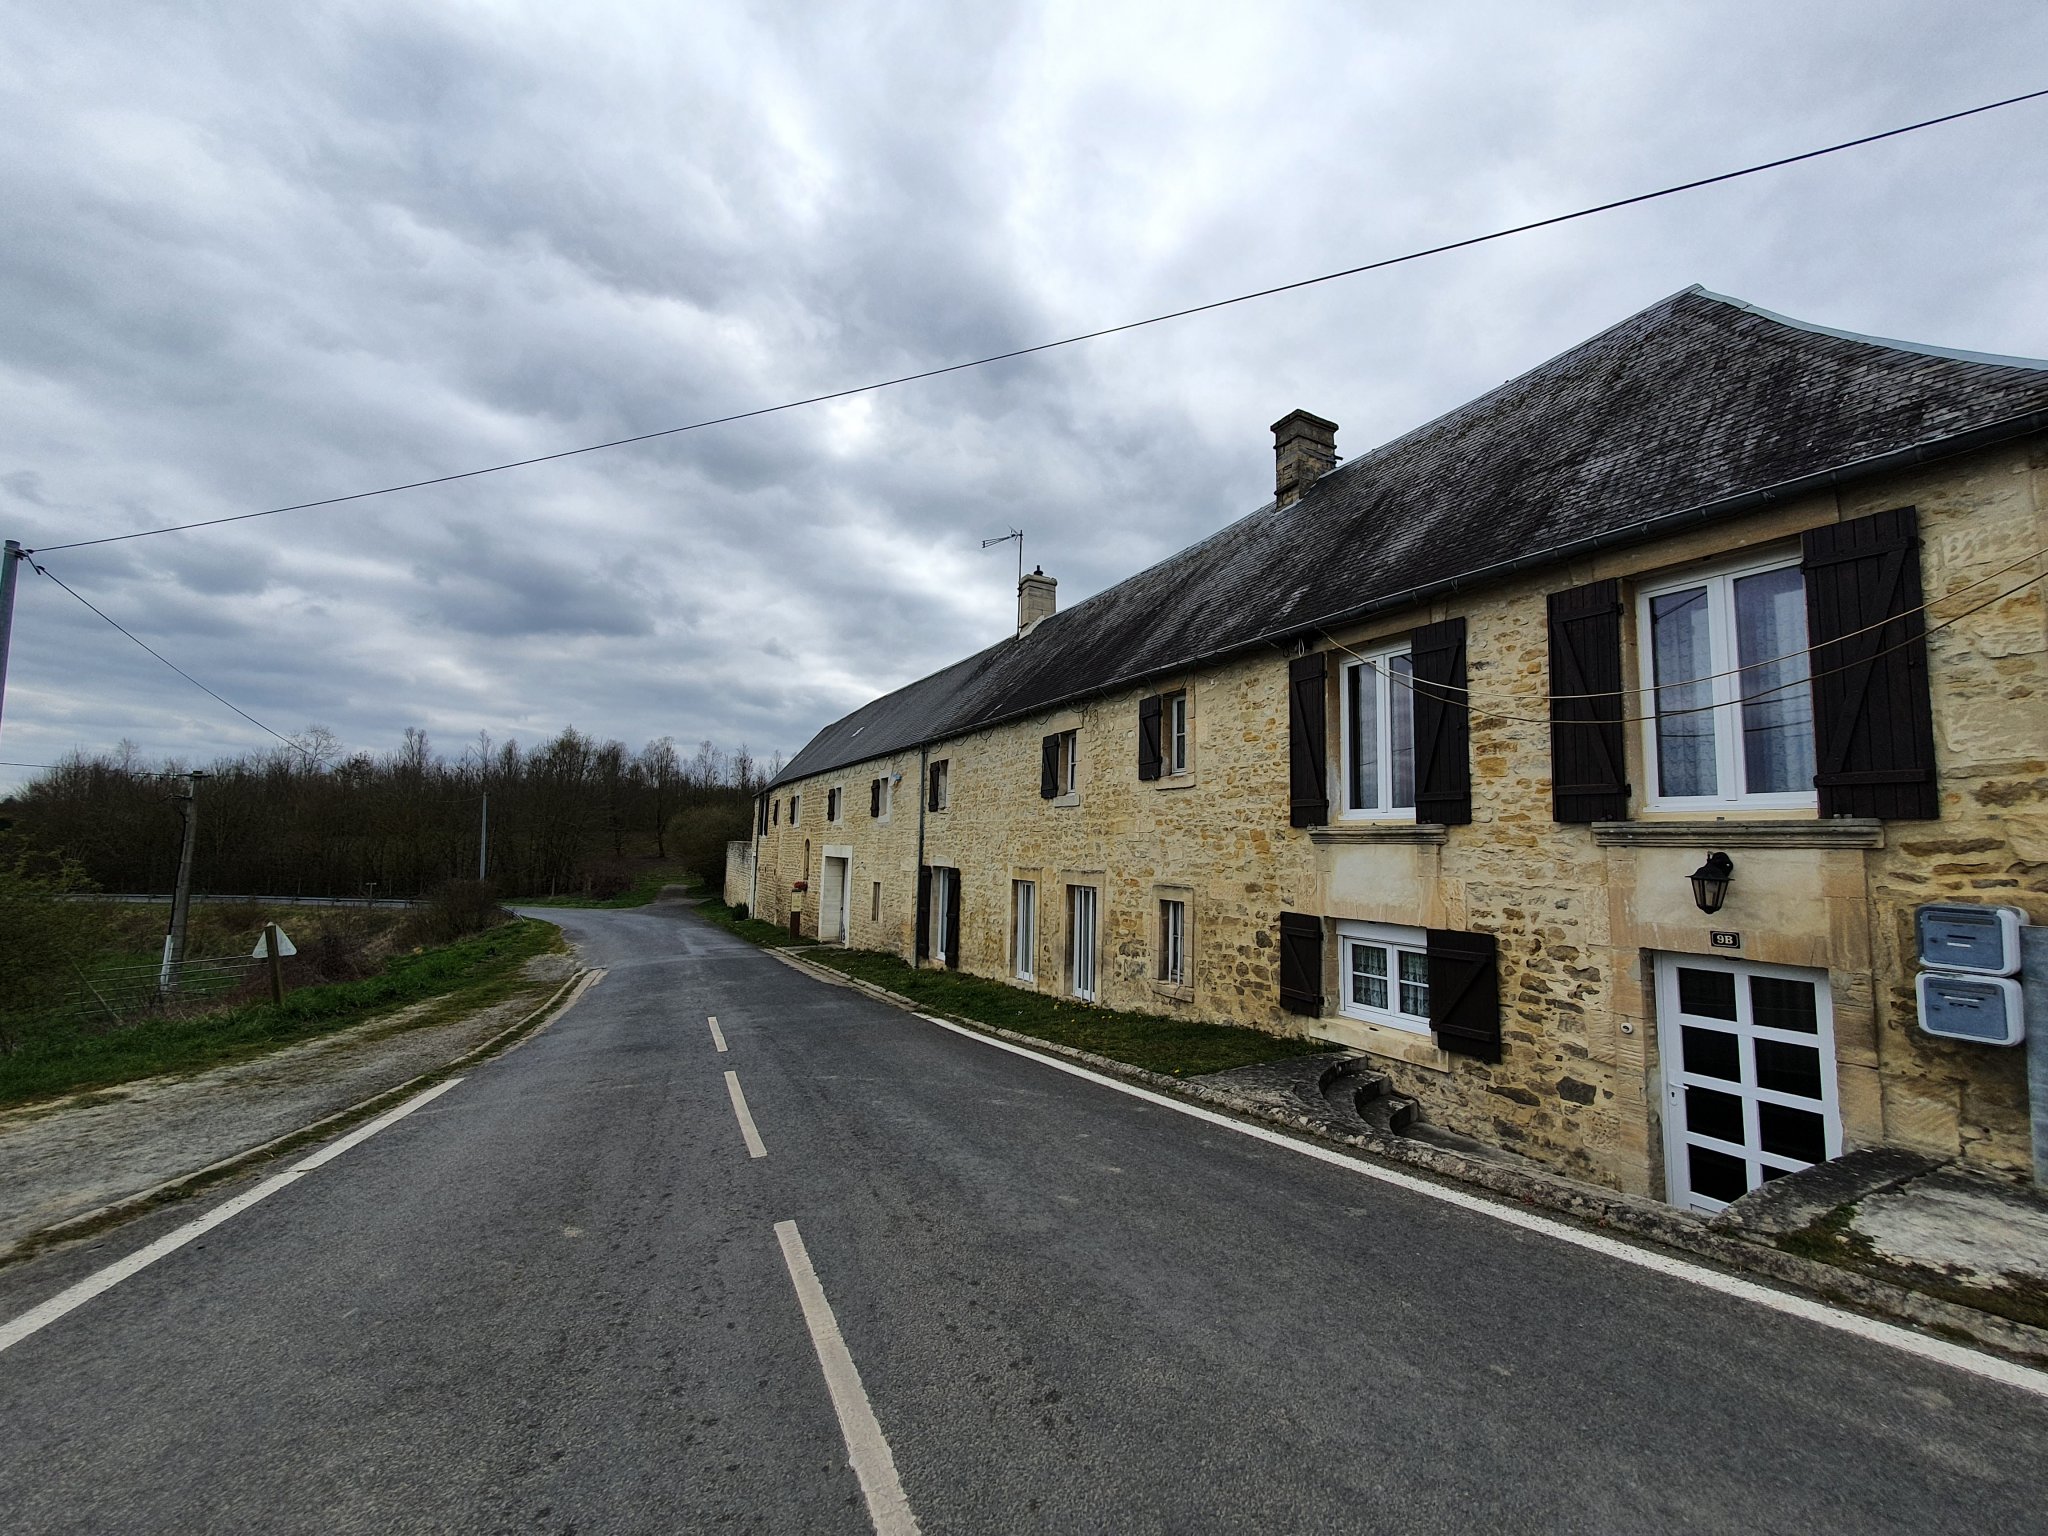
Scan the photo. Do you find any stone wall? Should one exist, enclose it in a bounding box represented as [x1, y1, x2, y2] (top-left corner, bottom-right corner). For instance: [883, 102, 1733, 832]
[754, 435, 2046, 1195]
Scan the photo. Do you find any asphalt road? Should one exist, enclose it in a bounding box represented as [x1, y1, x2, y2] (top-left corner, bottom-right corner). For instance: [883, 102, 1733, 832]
[3, 899, 2046, 1534]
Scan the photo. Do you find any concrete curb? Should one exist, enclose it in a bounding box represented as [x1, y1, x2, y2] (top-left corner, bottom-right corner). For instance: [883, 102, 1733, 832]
[770, 948, 2048, 1367]
[0, 967, 597, 1269]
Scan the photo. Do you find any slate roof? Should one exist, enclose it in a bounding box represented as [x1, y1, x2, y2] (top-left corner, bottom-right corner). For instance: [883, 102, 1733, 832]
[771, 286, 2048, 790]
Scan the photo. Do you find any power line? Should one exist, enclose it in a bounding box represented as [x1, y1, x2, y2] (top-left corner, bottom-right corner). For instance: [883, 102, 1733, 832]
[27, 86, 2047, 559]
[25, 557, 314, 758]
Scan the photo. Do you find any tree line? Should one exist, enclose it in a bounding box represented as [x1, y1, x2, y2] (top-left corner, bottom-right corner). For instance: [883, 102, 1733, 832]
[5, 727, 775, 900]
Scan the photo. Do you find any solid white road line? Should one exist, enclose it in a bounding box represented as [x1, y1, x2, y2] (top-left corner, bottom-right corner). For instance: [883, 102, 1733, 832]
[774, 1219, 921, 1536]
[0, 1077, 466, 1358]
[725, 1070, 767, 1158]
[708, 1015, 729, 1053]
[915, 1014, 2048, 1402]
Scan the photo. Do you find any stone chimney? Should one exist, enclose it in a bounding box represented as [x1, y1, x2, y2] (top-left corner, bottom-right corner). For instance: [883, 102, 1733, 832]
[1272, 409, 1338, 508]
[1017, 566, 1057, 634]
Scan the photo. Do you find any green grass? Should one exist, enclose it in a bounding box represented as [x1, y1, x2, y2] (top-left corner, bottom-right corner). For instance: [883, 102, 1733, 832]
[0, 918, 561, 1109]
[518, 864, 699, 909]
[802, 947, 1327, 1078]
[695, 894, 804, 947]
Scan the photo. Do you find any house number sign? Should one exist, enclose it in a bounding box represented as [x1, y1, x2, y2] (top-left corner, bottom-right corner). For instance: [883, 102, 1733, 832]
[1710, 931, 1742, 949]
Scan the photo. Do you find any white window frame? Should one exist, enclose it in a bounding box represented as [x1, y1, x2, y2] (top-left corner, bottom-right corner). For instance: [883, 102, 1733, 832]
[876, 773, 893, 821]
[1054, 729, 1079, 798]
[1164, 691, 1189, 776]
[1338, 644, 1417, 821]
[788, 793, 800, 826]
[827, 785, 843, 823]
[1636, 553, 1817, 812]
[930, 759, 950, 811]
[1158, 898, 1186, 985]
[1335, 920, 1430, 1035]
[1012, 879, 1037, 981]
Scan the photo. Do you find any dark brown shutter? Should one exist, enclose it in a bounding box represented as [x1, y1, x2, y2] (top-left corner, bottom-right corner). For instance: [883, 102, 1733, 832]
[1803, 506, 1938, 820]
[927, 764, 941, 812]
[1410, 617, 1472, 825]
[1277, 912, 1324, 1015]
[1040, 735, 1060, 799]
[943, 869, 962, 970]
[915, 866, 932, 961]
[1138, 695, 1163, 781]
[1547, 580, 1629, 822]
[870, 778, 881, 817]
[1287, 653, 1329, 827]
[1427, 928, 1500, 1062]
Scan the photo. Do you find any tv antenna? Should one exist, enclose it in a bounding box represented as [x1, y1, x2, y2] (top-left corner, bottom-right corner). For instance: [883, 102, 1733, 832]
[980, 528, 1024, 589]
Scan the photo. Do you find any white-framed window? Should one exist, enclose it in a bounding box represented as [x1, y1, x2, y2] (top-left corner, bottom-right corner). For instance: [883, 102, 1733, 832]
[1164, 692, 1189, 775]
[1012, 879, 1037, 981]
[1158, 898, 1186, 985]
[929, 759, 950, 811]
[1054, 730, 1079, 796]
[875, 773, 893, 820]
[789, 793, 801, 825]
[1638, 555, 1816, 810]
[1067, 884, 1098, 1001]
[1336, 920, 1430, 1034]
[1340, 646, 1416, 818]
[827, 785, 843, 822]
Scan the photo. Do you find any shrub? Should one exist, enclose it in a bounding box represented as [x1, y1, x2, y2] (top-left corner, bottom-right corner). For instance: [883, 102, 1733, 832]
[667, 802, 750, 889]
[398, 879, 507, 947]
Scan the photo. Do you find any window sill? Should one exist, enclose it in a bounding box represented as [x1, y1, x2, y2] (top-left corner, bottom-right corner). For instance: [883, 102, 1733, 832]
[1310, 823, 1448, 846]
[1151, 775, 1197, 791]
[1150, 979, 1194, 1003]
[1051, 792, 1081, 809]
[1312, 1014, 1453, 1072]
[1591, 818, 1884, 849]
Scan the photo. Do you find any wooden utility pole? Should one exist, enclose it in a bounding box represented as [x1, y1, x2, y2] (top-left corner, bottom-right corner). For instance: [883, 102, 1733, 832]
[159, 770, 202, 994]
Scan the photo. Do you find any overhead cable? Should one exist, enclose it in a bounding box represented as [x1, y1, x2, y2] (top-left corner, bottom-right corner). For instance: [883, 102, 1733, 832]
[27, 86, 2048, 557]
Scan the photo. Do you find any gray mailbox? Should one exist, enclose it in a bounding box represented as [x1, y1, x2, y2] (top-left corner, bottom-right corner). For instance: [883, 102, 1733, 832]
[1917, 971, 2025, 1046]
[1915, 904, 2025, 977]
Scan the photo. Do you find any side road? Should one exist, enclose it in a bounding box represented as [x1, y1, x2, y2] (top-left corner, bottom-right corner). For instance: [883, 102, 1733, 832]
[0, 952, 589, 1264]
[765, 940, 2048, 1365]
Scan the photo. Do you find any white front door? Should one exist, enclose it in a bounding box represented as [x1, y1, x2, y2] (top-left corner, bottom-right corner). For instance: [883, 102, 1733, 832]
[1656, 953, 1841, 1213]
[820, 856, 849, 943]
[930, 869, 951, 966]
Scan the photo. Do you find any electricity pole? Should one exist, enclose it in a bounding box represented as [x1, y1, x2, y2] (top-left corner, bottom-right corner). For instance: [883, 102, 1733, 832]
[159, 771, 203, 994]
[0, 539, 23, 756]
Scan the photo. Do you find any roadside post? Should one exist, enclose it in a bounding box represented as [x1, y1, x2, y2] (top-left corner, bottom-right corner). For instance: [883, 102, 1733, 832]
[254, 922, 296, 1005]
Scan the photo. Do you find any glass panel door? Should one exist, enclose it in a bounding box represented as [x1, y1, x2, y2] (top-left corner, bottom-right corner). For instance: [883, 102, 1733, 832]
[1068, 885, 1097, 1001]
[1656, 954, 1839, 1213]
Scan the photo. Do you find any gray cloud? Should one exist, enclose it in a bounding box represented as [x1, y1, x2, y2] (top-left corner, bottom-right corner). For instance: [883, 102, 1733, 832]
[2, 0, 2045, 788]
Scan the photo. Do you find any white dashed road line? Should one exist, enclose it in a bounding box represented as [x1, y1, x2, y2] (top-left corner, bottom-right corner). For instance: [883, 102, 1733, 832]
[724, 1070, 767, 1159]
[708, 1016, 728, 1052]
[775, 1219, 921, 1536]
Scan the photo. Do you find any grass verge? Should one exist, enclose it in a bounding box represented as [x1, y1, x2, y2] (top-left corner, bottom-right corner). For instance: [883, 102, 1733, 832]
[695, 893, 805, 948]
[802, 946, 1327, 1078]
[0, 918, 560, 1109]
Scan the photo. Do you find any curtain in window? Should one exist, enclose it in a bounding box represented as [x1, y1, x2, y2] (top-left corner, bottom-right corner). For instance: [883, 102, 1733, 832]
[1651, 588, 1716, 796]
[1733, 567, 1814, 795]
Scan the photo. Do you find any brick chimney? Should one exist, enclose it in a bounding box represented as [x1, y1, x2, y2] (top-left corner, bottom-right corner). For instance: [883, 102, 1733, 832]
[1017, 566, 1057, 634]
[1272, 409, 1338, 508]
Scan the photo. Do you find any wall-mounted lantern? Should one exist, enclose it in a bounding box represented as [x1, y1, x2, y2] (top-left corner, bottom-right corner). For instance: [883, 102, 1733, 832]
[1689, 852, 1734, 915]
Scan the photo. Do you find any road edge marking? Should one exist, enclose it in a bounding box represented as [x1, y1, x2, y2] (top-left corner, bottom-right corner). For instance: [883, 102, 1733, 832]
[709, 1015, 729, 1053]
[725, 1070, 767, 1158]
[774, 1219, 921, 1536]
[914, 1013, 2048, 1402]
[0, 1078, 464, 1356]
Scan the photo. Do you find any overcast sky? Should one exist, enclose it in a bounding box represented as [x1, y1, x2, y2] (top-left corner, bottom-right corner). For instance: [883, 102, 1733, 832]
[2, 1, 2044, 790]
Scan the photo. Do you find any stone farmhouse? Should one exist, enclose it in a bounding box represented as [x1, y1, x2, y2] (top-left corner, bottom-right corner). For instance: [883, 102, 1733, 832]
[735, 286, 2048, 1210]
